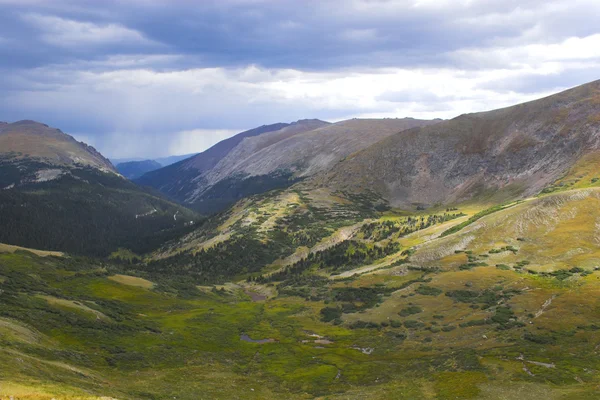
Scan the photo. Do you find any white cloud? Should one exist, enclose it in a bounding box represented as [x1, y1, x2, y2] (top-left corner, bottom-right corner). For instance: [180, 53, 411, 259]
[168, 129, 240, 157]
[21, 13, 157, 48]
[452, 33, 600, 69]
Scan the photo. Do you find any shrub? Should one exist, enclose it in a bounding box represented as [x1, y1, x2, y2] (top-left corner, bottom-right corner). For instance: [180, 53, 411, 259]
[399, 305, 423, 317]
[415, 285, 442, 296]
[390, 319, 402, 328]
[524, 332, 556, 344]
[320, 306, 342, 322]
[404, 320, 425, 329]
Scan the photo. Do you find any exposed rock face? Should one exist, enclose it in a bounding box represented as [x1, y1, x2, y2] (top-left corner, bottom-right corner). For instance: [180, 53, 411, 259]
[0, 120, 116, 173]
[314, 80, 600, 208]
[138, 117, 436, 213]
[136, 120, 328, 202]
[204, 118, 439, 187]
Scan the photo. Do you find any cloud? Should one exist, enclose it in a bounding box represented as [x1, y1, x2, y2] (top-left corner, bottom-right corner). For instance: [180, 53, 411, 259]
[21, 13, 157, 48]
[1, 0, 600, 158]
[339, 28, 379, 42]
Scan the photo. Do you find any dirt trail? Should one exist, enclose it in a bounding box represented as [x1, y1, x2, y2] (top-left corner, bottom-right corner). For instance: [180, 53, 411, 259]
[534, 295, 557, 319]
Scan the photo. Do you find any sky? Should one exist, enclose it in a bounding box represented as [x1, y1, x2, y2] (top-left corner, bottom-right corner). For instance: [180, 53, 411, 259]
[1, 0, 599, 158]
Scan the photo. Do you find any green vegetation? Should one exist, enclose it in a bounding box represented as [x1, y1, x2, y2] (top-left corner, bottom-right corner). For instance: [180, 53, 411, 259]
[4, 182, 600, 399]
[0, 160, 198, 256]
[440, 203, 518, 237]
[360, 212, 465, 241]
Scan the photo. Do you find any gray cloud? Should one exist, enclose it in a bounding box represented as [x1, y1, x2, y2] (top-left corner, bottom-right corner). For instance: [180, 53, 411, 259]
[0, 0, 599, 157]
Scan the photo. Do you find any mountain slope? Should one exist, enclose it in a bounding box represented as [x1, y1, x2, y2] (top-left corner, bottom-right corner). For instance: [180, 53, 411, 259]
[7, 84, 600, 400]
[315, 80, 600, 208]
[136, 119, 330, 212]
[0, 120, 197, 256]
[138, 118, 436, 214]
[0, 120, 115, 173]
[117, 159, 162, 179]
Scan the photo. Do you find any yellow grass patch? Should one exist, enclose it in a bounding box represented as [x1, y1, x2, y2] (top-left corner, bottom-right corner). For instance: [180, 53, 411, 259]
[37, 295, 110, 321]
[108, 274, 154, 289]
[0, 243, 62, 257]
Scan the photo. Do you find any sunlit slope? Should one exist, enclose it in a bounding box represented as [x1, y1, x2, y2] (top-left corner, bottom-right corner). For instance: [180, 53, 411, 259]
[4, 186, 600, 399]
[412, 188, 600, 272]
[0, 120, 115, 173]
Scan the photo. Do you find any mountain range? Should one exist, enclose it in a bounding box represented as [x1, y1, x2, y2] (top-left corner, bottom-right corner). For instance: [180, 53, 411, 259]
[4, 80, 600, 399]
[136, 117, 438, 213]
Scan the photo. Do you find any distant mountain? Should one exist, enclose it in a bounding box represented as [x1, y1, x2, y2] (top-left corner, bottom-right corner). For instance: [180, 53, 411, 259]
[116, 159, 162, 179]
[0, 120, 197, 256]
[136, 119, 329, 213]
[154, 153, 198, 166]
[111, 153, 198, 167]
[313, 80, 600, 208]
[137, 118, 436, 214]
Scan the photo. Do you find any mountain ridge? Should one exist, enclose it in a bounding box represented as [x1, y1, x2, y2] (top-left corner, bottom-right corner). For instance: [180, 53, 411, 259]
[137, 117, 437, 213]
[0, 120, 198, 256]
[311, 80, 600, 208]
[0, 120, 116, 174]
[117, 159, 162, 179]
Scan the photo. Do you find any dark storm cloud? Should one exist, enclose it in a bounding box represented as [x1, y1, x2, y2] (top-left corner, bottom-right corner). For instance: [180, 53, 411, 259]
[0, 0, 599, 157]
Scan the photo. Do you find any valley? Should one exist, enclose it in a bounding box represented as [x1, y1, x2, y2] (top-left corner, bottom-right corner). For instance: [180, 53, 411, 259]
[3, 82, 600, 399]
[3, 181, 600, 399]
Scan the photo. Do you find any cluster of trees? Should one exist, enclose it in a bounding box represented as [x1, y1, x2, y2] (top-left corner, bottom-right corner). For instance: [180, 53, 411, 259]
[253, 240, 400, 283]
[140, 235, 290, 284]
[0, 163, 197, 256]
[360, 212, 466, 241]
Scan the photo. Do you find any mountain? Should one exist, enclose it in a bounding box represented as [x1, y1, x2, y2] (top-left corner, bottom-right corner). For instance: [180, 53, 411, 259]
[111, 153, 199, 167]
[0, 120, 116, 174]
[137, 118, 436, 213]
[6, 83, 600, 400]
[154, 153, 198, 166]
[313, 80, 600, 209]
[0, 120, 197, 256]
[116, 159, 162, 179]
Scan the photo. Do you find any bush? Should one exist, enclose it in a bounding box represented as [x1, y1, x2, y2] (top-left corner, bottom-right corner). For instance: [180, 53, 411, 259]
[399, 305, 423, 317]
[349, 320, 380, 329]
[524, 332, 556, 344]
[320, 306, 342, 322]
[404, 320, 425, 329]
[415, 285, 442, 296]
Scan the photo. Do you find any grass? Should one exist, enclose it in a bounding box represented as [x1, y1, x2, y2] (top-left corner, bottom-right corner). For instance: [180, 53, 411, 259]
[108, 274, 154, 289]
[0, 243, 63, 257]
[4, 186, 600, 398]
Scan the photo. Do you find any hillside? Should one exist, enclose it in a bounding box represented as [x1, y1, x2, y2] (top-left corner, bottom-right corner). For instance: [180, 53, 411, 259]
[136, 119, 329, 212]
[314, 80, 600, 209]
[117, 159, 162, 179]
[138, 118, 436, 214]
[0, 120, 198, 256]
[0, 120, 115, 173]
[4, 184, 600, 399]
[5, 82, 600, 399]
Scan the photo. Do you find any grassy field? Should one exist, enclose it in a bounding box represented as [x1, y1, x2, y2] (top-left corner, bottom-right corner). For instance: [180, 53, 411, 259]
[3, 187, 600, 398]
